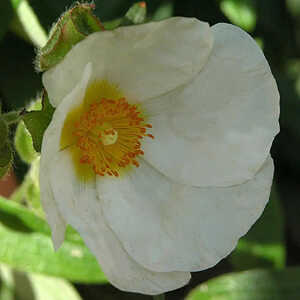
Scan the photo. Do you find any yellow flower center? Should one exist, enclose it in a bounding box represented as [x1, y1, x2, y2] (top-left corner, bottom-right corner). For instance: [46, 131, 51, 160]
[60, 80, 153, 181]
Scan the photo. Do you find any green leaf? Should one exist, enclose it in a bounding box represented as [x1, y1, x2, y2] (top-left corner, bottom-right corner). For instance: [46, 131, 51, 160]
[230, 187, 286, 270]
[2, 111, 22, 125]
[219, 0, 257, 32]
[0, 118, 8, 149]
[103, 18, 123, 30]
[186, 268, 300, 300]
[0, 197, 107, 283]
[0, 264, 82, 300]
[0, 0, 14, 40]
[22, 92, 55, 153]
[15, 120, 38, 164]
[10, 0, 23, 10]
[0, 143, 12, 168]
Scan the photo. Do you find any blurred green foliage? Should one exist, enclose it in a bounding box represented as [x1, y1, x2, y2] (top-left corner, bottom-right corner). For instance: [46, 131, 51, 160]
[230, 188, 286, 270]
[0, 264, 81, 300]
[186, 268, 300, 300]
[0, 196, 107, 283]
[0, 0, 299, 299]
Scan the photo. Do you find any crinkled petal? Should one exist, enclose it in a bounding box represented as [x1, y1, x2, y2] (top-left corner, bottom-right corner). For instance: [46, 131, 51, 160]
[142, 23, 279, 187]
[40, 62, 92, 248]
[49, 151, 191, 295]
[97, 156, 274, 273]
[43, 17, 213, 107]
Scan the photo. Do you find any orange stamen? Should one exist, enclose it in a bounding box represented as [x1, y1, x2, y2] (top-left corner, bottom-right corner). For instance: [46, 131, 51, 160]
[72, 97, 153, 177]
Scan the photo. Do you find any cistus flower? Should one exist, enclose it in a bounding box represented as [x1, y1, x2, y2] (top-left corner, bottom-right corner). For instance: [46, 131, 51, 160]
[40, 17, 279, 294]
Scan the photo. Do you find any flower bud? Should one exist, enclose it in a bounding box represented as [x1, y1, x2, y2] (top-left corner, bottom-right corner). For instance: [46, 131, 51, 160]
[122, 2, 147, 26]
[36, 3, 104, 71]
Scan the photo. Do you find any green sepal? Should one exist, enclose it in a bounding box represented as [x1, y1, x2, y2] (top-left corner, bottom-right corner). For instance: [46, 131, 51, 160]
[0, 143, 12, 168]
[36, 2, 104, 71]
[22, 91, 55, 153]
[104, 2, 147, 30]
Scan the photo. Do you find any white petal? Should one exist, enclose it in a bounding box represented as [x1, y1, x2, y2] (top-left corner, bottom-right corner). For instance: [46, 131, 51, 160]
[142, 23, 279, 187]
[43, 17, 213, 107]
[49, 151, 190, 295]
[39, 161, 66, 250]
[40, 63, 92, 248]
[97, 156, 274, 272]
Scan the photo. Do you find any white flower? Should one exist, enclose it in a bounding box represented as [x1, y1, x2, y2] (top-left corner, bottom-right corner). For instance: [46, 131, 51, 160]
[40, 17, 279, 295]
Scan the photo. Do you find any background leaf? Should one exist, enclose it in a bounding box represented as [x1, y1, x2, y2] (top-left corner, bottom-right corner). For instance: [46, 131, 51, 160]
[229, 187, 286, 270]
[11, 158, 42, 216]
[0, 264, 82, 300]
[15, 120, 38, 164]
[0, 197, 107, 283]
[186, 268, 300, 300]
[219, 0, 257, 32]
